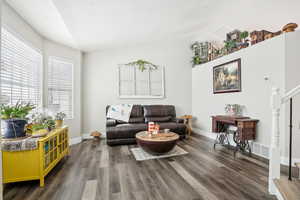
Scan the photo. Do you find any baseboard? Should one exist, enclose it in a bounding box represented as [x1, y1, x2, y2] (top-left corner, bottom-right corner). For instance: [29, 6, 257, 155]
[69, 131, 106, 146]
[193, 128, 300, 166]
[70, 136, 82, 145]
[193, 128, 216, 140]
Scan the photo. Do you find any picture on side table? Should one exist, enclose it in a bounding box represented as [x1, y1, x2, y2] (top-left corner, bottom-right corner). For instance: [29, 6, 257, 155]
[213, 58, 241, 94]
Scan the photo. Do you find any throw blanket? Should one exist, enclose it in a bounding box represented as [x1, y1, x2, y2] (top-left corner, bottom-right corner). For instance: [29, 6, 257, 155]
[2, 137, 39, 152]
[107, 104, 133, 122]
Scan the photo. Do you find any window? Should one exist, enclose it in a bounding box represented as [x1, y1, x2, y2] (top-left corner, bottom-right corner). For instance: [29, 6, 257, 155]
[118, 65, 164, 98]
[0, 28, 42, 107]
[48, 57, 73, 119]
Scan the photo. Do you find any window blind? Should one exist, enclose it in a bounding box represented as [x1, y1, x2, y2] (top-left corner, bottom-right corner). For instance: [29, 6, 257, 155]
[0, 28, 42, 106]
[48, 57, 73, 119]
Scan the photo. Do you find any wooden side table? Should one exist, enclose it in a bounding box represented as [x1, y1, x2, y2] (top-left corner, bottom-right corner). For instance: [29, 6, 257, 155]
[179, 115, 193, 138]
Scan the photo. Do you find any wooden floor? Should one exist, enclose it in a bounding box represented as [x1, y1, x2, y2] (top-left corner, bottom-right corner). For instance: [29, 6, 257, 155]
[4, 134, 277, 200]
[275, 176, 300, 200]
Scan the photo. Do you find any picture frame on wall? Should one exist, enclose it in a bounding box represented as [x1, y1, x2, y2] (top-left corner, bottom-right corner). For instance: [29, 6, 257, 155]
[213, 58, 241, 94]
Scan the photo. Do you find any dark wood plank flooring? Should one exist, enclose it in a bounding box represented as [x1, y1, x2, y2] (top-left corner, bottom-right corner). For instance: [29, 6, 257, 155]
[4, 134, 277, 200]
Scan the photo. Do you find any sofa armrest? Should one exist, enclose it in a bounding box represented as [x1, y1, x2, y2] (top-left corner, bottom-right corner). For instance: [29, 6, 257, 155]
[106, 119, 117, 127]
[172, 118, 184, 123]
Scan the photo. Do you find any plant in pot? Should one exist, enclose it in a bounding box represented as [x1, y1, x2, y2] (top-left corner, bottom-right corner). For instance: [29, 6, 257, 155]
[28, 113, 55, 137]
[54, 112, 66, 128]
[0, 102, 35, 138]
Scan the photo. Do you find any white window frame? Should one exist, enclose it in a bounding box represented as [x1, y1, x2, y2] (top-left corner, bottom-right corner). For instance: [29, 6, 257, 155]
[0, 26, 43, 107]
[47, 56, 74, 119]
[118, 65, 165, 99]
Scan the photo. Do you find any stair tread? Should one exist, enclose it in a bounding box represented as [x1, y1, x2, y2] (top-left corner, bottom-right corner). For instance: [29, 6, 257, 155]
[274, 177, 300, 200]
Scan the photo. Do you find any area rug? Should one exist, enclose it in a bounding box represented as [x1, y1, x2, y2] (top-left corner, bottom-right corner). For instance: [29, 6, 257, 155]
[131, 146, 188, 161]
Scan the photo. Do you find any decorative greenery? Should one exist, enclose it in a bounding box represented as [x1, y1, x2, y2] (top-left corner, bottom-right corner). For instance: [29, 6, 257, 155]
[192, 55, 201, 65]
[125, 60, 158, 72]
[240, 31, 249, 40]
[0, 101, 35, 120]
[30, 112, 55, 131]
[55, 112, 66, 120]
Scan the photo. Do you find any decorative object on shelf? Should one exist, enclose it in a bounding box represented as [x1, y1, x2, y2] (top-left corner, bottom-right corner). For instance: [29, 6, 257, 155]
[54, 112, 66, 128]
[213, 58, 241, 94]
[282, 23, 298, 33]
[0, 101, 35, 138]
[191, 41, 209, 65]
[90, 131, 102, 139]
[125, 59, 158, 72]
[238, 31, 250, 49]
[263, 30, 282, 40]
[250, 30, 272, 45]
[224, 29, 249, 53]
[225, 104, 243, 116]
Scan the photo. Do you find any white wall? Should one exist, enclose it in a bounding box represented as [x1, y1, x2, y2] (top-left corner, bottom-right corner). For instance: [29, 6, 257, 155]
[43, 40, 82, 139]
[2, 1, 82, 139]
[82, 40, 192, 135]
[192, 32, 300, 162]
[2, 1, 43, 50]
[192, 34, 286, 150]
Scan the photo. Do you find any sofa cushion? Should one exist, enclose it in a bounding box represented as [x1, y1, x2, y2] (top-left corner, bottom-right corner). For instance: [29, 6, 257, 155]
[145, 116, 172, 123]
[106, 123, 147, 139]
[117, 117, 144, 124]
[143, 105, 176, 118]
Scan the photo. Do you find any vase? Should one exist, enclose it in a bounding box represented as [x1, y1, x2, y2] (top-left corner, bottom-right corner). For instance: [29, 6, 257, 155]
[55, 120, 63, 128]
[2, 119, 27, 138]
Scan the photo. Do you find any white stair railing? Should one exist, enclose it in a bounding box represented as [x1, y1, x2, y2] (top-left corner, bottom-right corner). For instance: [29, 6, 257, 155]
[269, 84, 300, 194]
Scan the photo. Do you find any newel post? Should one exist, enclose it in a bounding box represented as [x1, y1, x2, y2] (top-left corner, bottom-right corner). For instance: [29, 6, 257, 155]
[269, 87, 281, 194]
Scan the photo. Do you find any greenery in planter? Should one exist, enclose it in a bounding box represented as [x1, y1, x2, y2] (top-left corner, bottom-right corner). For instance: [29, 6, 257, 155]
[0, 101, 35, 138]
[125, 60, 158, 72]
[29, 112, 56, 131]
[0, 102, 35, 120]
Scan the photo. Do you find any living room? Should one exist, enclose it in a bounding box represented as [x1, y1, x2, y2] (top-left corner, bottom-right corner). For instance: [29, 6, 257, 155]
[1, 0, 300, 200]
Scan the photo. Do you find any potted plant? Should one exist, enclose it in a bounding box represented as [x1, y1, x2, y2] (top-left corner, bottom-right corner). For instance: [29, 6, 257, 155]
[0, 102, 35, 138]
[54, 112, 66, 128]
[27, 113, 56, 137]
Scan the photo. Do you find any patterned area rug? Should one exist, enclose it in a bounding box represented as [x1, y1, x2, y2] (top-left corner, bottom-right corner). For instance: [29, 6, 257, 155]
[131, 146, 188, 161]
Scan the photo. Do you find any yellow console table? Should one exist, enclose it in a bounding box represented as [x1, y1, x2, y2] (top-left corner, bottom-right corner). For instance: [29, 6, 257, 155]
[2, 126, 69, 187]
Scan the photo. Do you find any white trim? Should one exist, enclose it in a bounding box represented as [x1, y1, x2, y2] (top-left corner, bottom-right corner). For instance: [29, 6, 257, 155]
[69, 136, 82, 145]
[193, 128, 300, 166]
[270, 179, 285, 200]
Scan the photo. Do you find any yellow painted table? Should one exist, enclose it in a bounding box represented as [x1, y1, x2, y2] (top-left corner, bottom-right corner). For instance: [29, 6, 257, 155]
[2, 126, 69, 187]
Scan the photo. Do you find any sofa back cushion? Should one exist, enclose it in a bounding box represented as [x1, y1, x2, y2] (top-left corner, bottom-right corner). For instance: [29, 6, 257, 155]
[143, 105, 176, 122]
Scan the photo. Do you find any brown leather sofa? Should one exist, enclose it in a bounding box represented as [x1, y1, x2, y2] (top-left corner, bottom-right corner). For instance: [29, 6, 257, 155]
[106, 105, 187, 145]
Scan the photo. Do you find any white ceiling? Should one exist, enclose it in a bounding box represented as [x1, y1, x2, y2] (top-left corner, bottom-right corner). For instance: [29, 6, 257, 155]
[6, 0, 300, 52]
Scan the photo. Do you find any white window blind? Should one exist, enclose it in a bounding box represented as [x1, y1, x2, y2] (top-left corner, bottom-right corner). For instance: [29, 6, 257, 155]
[0, 28, 42, 106]
[48, 57, 73, 119]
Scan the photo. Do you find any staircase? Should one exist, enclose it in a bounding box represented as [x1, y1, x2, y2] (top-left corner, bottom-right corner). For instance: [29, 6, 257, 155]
[269, 86, 300, 200]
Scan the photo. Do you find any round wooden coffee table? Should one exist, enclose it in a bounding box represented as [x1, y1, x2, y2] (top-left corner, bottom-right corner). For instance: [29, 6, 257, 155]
[136, 131, 179, 155]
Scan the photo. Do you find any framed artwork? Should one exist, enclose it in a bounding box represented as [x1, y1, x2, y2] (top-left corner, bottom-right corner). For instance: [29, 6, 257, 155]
[213, 58, 241, 94]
